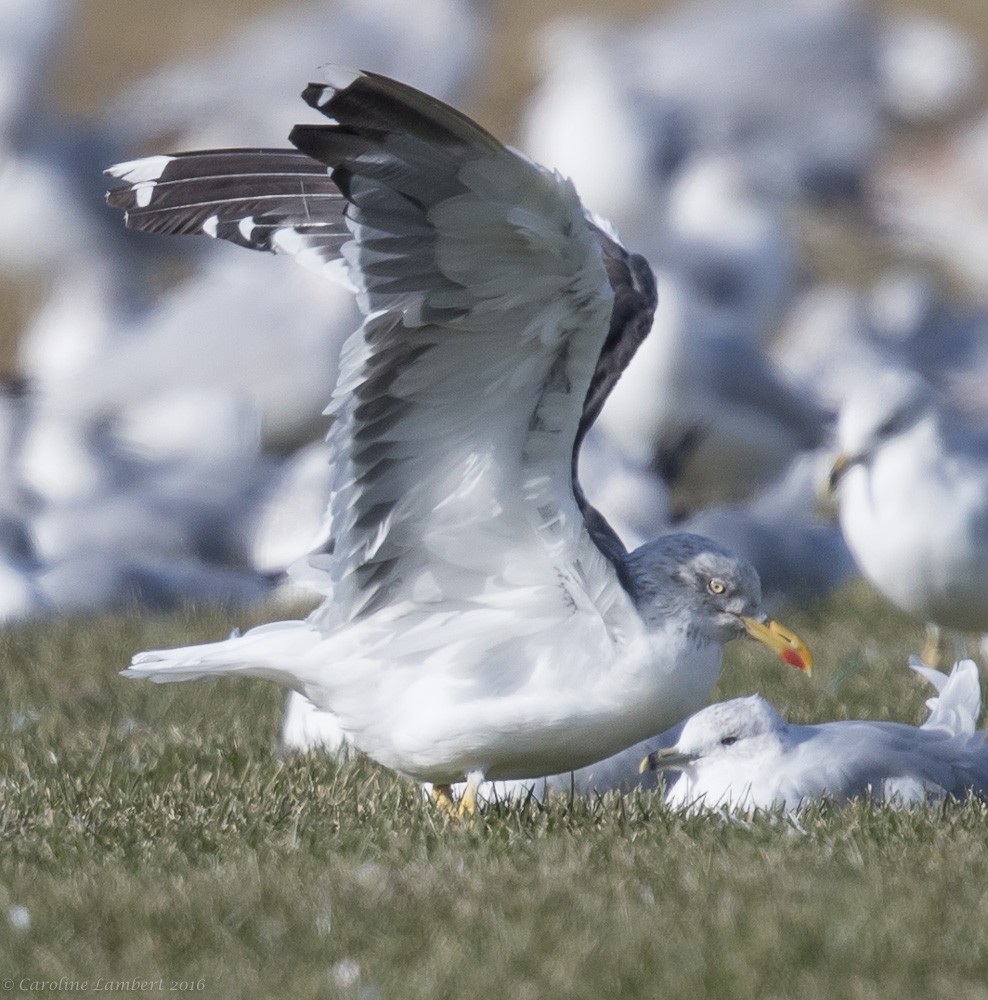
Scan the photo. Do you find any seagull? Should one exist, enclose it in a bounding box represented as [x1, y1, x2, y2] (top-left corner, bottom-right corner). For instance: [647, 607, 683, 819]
[828, 367, 988, 654]
[878, 11, 980, 125]
[643, 659, 988, 812]
[106, 68, 810, 813]
[875, 112, 988, 300]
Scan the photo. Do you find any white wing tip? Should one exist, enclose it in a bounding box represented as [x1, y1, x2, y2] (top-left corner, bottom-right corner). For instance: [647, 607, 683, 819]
[105, 154, 174, 183]
[912, 657, 982, 735]
[121, 656, 194, 684]
[317, 65, 363, 95]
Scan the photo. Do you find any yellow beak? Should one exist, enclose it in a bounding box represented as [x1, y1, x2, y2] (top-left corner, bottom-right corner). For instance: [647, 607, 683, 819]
[739, 615, 812, 674]
[639, 746, 695, 773]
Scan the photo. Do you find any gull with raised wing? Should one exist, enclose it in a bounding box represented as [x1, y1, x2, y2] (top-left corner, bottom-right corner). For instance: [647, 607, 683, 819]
[106, 68, 810, 813]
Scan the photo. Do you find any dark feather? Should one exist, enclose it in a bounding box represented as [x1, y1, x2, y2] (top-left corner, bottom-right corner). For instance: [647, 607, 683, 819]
[572, 228, 658, 563]
[105, 148, 348, 256]
[580, 230, 658, 442]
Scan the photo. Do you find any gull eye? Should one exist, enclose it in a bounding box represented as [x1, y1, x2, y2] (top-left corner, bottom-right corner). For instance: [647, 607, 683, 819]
[708, 578, 727, 596]
[720, 735, 739, 747]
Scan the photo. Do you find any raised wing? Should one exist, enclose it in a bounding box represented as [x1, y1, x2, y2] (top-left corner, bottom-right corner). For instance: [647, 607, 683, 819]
[105, 68, 657, 632]
[288, 69, 627, 625]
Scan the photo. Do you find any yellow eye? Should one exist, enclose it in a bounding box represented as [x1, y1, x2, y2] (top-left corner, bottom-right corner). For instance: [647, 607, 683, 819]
[708, 578, 727, 595]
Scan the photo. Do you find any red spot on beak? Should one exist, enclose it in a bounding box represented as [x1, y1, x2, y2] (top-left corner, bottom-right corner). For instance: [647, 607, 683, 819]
[782, 648, 808, 671]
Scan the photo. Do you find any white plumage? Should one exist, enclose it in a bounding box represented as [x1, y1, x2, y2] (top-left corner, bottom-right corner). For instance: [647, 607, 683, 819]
[648, 659, 988, 812]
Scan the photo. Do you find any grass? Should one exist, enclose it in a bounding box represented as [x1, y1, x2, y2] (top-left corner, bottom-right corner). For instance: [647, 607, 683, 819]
[1, 587, 987, 999]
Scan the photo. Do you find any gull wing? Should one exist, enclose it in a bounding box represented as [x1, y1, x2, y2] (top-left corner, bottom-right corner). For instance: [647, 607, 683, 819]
[105, 68, 658, 631]
[291, 68, 629, 626]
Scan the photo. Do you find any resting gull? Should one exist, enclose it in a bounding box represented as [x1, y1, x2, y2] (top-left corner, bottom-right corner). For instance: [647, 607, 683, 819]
[106, 68, 810, 813]
[643, 659, 988, 812]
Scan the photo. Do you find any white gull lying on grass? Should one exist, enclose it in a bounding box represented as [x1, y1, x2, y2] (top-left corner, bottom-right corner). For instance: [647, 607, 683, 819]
[646, 658, 988, 812]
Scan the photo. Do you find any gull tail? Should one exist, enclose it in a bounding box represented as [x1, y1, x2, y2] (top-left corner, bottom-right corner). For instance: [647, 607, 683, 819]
[123, 620, 324, 689]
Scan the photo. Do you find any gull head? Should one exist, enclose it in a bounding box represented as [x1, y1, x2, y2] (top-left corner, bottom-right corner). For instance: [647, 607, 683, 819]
[829, 369, 936, 489]
[622, 533, 811, 671]
[642, 694, 788, 773]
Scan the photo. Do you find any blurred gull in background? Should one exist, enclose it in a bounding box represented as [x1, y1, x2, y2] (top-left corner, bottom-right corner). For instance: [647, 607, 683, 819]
[103, 0, 487, 150]
[656, 153, 799, 340]
[28, 252, 359, 455]
[829, 368, 988, 657]
[596, 266, 830, 511]
[877, 11, 981, 124]
[0, 0, 163, 301]
[876, 114, 988, 299]
[0, 0, 96, 275]
[521, 0, 883, 250]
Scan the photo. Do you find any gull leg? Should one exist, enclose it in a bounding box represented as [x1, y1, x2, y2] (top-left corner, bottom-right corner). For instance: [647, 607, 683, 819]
[456, 771, 485, 818]
[921, 623, 943, 667]
[429, 771, 485, 819]
[430, 783, 458, 817]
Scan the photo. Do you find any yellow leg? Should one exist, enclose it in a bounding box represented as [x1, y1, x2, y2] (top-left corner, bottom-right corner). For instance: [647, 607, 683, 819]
[457, 777, 480, 818]
[921, 623, 943, 668]
[430, 783, 458, 817]
[429, 773, 483, 819]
